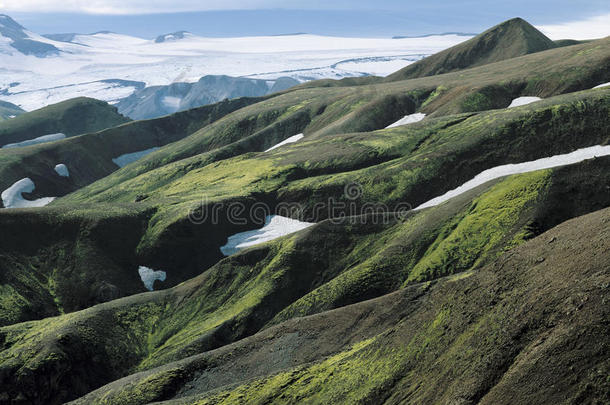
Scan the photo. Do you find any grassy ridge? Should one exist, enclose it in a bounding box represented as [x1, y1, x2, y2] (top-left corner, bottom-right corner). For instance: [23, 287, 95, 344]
[1, 156, 609, 404]
[386, 18, 557, 82]
[0, 98, 129, 146]
[0, 89, 605, 329]
[0, 97, 261, 201]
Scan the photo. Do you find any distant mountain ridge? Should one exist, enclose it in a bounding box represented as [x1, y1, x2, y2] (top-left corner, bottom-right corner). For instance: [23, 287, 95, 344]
[0, 14, 60, 56]
[386, 17, 557, 81]
[116, 75, 300, 120]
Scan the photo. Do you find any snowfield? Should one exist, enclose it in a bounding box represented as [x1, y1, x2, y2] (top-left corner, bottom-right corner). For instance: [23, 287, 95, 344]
[385, 113, 426, 128]
[508, 97, 543, 108]
[221, 215, 315, 256]
[593, 82, 610, 89]
[54, 163, 69, 177]
[138, 266, 167, 291]
[1, 178, 55, 208]
[112, 147, 160, 168]
[265, 134, 305, 152]
[415, 145, 610, 211]
[1, 133, 66, 148]
[0, 25, 471, 111]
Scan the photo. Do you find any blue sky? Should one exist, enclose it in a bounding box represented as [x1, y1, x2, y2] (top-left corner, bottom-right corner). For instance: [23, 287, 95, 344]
[3, 1, 609, 38]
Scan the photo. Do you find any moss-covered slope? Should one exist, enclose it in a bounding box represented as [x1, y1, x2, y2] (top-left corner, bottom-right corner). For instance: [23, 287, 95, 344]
[0, 98, 130, 147]
[76, 204, 609, 405]
[1, 156, 609, 404]
[0, 97, 259, 202]
[0, 88, 606, 330]
[385, 17, 557, 82]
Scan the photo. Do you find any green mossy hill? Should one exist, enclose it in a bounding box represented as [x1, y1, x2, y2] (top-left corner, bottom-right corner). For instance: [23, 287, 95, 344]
[385, 18, 557, 82]
[2, 157, 609, 404]
[0, 97, 259, 201]
[0, 97, 130, 146]
[137, 209, 610, 405]
[0, 100, 24, 121]
[1, 89, 607, 329]
[58, 90, 610, 238]
[65, 206, 610, 405]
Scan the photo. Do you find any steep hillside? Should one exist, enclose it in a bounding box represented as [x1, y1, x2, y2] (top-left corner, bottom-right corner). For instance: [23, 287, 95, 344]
[72, 205, 610, 405]
[385, 18, 556, 82]
[0, 88, 607, 328]
[0, 97, 261, 205]
[0, 97, 130, 147]
[1, 159, 608, 404]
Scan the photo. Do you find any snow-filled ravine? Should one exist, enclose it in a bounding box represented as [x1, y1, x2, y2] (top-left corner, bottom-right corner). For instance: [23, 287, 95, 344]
[54, 163, 69, 177]
[385, 113, 426, 128]
[415, 145, 610, 210]
[112, 147, 160, 168]
[1, 133, 66, 148]
[593, 82, 610, 89]
[138, 266, 167, 291]
[220, 215, 315, 256]
[265, 134, 304, 152]
[507, 97, 542, 108]
[1, 178, 55, 208]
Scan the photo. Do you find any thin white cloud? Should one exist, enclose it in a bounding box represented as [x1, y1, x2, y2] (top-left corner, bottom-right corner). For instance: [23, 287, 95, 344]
[536, 13, 610, 40]
[0, 0, 282, 14]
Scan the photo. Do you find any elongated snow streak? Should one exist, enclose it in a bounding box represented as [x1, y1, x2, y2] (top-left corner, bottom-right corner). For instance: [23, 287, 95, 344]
[2, 133, 66, 149]
[385, 113, 426, 128]
[1, 178, 55, 208]
[221, 215, 315, 256]
[593, 82, 610, 89]
[265, 134, 304, 152]
[138, 266, 167, 291]
[54, 163, 69, 177]
[507, 97, 542, 108]
[112, 147, 160, 168]
[415, 145, 610, 211]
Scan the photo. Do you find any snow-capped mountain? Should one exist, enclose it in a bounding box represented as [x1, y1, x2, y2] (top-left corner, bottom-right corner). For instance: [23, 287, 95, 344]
[0, 14, 60, 56]
[0, 14, 472, 112]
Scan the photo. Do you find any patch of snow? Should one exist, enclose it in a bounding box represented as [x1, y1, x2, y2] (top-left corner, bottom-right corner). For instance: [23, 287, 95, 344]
[1, 178, 55, 208]
[137, 266, 167, 291]
[385, 113, 426, 129]
[2, 133, 66, 148]
[54, 163, 69, 177]
[415, 145, 610, 211]
[112, 147, 160, 168]
[161, 96, 182, 110]
[8, 115, 15, 118]
[507, 97, 542, 108]
[265, 134, 304, 152]
[593, 82, 610, 89]
[220, 215, 315, 256]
